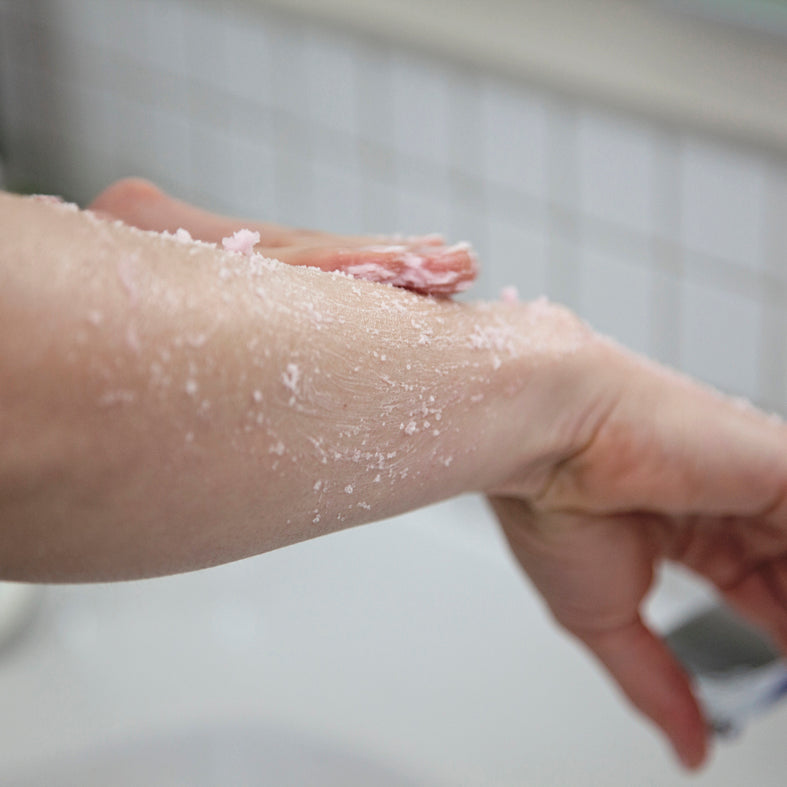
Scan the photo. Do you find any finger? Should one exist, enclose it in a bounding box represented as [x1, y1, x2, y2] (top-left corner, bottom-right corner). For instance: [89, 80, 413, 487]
[89, 178, 448, 251]
[89, 178, 297, 246]
[263, 242, 478, 296]
[580, 619, 709, 770]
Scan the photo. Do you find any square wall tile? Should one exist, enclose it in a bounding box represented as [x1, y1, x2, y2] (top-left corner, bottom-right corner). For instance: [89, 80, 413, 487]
[577, 108, 656, 237]
[227, 135, 276, 221]
[680, 137, 767, 269]
[360, 176, 399, 234]
[141, 0, 189, 78]
[355, 41, 394, 150]
[680, 268, 762, 399]
[40, 0, 113, 50]
[649, 264, 683, 367]
[112, 94, 158, 169]
[447, 68, 483, 181]
[0, 64, 43, 144]
[312, 157, 363, 234]
[480, 77, 549, 199]
[485, 217, 549, 302]
[188, 118, 233, 207]
[224, 4, 274, 106]
[764, 161, 787, 277]
[395, 184, 452, 238]
[54, 138, 119, 207]
[449, 193, 488, 264]
[390, 50, 451, 170]
[0, 14, 50, 74]
[103, 1, 153, 65]
[148, 105, 196, 197]
[579, 247, 654, 356]
[272, 146, 315, 227]
[266, 14, 309, 119]
[182, 1, 228, 91]
[56, 81, 117, 161]
[303, 25, 360, 137]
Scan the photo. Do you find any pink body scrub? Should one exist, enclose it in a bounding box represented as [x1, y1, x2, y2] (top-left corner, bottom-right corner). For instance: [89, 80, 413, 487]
[346, 242, 478, 296]
[222, 229, 260, 256]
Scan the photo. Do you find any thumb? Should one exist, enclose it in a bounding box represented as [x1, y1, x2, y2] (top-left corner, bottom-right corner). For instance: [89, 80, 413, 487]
[579, 618, 709, 770]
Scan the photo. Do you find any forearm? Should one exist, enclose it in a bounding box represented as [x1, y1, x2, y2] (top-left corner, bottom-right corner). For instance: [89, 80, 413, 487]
[0, 192, 592, 581]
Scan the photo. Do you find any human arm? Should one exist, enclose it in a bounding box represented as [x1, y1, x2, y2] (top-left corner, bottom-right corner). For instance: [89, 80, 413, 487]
[0, 189, 595, 581]
[3, 189, 787, 771]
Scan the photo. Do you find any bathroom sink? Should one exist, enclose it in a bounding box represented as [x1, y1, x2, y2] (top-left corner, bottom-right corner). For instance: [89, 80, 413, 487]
[1, 495, 786, 786]
[6, 723, 423, 787]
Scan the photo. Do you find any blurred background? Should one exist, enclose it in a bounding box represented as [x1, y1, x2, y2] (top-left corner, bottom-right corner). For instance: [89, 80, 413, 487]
[0, 0, 786, 784]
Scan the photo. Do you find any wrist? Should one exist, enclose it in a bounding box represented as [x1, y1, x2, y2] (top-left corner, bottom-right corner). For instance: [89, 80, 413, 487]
[475, 299, 606, 500]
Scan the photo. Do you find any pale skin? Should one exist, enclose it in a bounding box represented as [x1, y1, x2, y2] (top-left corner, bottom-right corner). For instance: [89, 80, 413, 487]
[3, 180, 787, 771]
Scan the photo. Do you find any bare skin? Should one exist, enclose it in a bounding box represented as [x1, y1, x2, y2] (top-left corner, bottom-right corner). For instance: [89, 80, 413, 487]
[3, 182, 787, 771]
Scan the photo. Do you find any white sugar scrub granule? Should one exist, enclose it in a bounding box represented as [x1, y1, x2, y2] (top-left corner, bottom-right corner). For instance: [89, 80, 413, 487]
[500, 285, 519, 304]
[222, 229, 260, 256]
[116, 254, 140, 304]
[252, 390, 263, 403]
[184, 333, 208, 348]
[185, 378, 199, 397]
[30, 194, 79, 213]
[126, 324, 141, 353]
[98, 390, 136, 407]
[344, 485, 354, 494]
[282, 363, 301, 395]
[174, 228, 193, 243]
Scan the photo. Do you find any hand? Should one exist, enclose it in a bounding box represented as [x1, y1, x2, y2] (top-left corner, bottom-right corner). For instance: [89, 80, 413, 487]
[489, 338, 787, 769]
[89, 178, 477, 296]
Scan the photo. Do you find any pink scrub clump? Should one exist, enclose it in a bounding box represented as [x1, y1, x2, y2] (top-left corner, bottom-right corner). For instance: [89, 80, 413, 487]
[222, 229, 260, 256]
[345, 242, 478, 297]
[500, 285, 519, 304]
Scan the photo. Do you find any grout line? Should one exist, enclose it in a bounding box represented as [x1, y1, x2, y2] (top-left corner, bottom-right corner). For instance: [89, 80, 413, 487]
[545, 97, 581, 310]
[757, 158, 787, 413]
[649, 130, 684, 367]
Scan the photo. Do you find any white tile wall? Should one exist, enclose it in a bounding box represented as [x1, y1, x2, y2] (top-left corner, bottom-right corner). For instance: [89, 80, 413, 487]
[394, 176, 453, 237]
[312, 156, 364, 233]
[224, 5, 273, 105]
[390, 50, 452, 172]
[485, 216, 549, 301]
[480, 78, 550, 200]
[579, 246, 655, 356]
[680, 268, 762, 399]
[680, 136, 768, 270]
[303, 26, 360, 138]
[0, 0, 785, 410]
[228, 134, 277, 221]
[577, 108, 657, 237]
